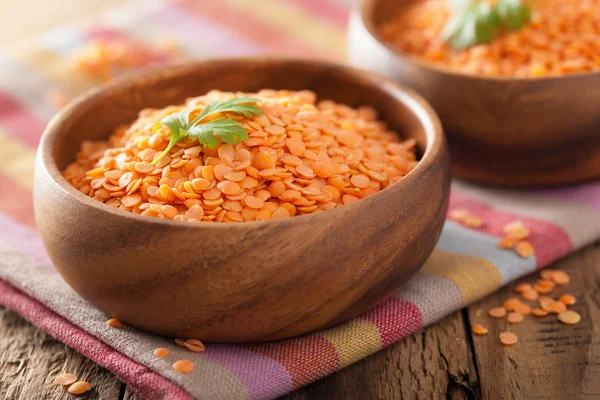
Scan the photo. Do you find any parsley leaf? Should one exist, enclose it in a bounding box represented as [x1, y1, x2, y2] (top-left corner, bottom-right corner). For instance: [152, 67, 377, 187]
[187, 118, 250, 147]
[150, 97, 261, 165]
[495, 0, 530, 31]
[441, 0, 530, 50]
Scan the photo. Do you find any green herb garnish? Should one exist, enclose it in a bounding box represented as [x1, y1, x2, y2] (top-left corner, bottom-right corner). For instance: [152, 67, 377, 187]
[441, 0, 530, 49]
[150, 96, 262, 165]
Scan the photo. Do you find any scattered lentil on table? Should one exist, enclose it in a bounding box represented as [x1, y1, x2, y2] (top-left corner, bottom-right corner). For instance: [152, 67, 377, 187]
[472, 324, 488, 335]
[64, 90, 418, 223]
[67, 381, 92, 395]
[54, 373, 78, 386]
[499, 331, 518, 346]
[474, 267, 580, 348]
[558, 310, 581, 325]
[379, 0, 600, 77]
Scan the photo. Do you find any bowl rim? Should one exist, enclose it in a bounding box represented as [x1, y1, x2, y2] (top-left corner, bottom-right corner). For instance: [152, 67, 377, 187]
[357, 0, 600, 83]
[37, 56, 446, 230]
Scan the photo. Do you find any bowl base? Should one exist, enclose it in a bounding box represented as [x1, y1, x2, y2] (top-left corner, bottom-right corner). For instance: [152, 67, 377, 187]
[449, 135, 600, 187]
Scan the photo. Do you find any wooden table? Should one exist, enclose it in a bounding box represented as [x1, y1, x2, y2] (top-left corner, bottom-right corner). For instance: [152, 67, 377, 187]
[1, 243, 598, 399]
[1, 1, 599, 399]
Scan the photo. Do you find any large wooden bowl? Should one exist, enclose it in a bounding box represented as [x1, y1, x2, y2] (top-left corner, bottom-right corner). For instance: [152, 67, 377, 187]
[348, 0, 600, 186]
[34, 58, 449, 342]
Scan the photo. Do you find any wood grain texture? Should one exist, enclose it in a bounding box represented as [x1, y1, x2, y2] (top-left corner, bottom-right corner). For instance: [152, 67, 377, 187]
[348, 0, 600, 186]
[467, 242, 600, 400]
[283, 311, 479, 400]
[0, 307, 122, 400]
[122, 386, 142, 400]
[33, 59, 450, 342]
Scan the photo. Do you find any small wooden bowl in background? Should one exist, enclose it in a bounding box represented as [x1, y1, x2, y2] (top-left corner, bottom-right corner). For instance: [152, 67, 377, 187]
[34, 58, 449, 342]
[348, 0, 600, 186]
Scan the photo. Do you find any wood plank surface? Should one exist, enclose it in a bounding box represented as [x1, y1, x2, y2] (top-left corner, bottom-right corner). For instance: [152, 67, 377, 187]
[0, 306, 122, 400]
[467, 242, 600, 400]
[283, 311, 478, 400]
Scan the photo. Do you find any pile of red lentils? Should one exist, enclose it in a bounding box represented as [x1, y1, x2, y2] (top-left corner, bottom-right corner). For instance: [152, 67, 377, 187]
[473, 267, 580, 346]
[450, 214, 582, 345]
[63, 90, 418, 223]
[72, 37, 184, 82]
[379, 0, 600, 77]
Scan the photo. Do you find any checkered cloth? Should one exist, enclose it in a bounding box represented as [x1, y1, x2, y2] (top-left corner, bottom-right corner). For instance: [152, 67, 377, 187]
[1, 0, 599, 398]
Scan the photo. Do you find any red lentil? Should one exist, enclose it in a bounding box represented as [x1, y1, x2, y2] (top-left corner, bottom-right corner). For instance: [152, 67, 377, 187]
[514, 283, 532, 293]
[472, 324, 488, 335]
[379, 0, 600, 77]
[154, 348, 170, 358]
[173, 360, 194, 374]
[55, 373, 77, 386]
[516, 241, 535, 258]
[184, 339, 205, 353]
[489, 307, 507, 318]
[532, 308, 549, 317]
[559, 294, 576, 306]
[499, 332, 518, 346]
[67, 381, 92, 395]
[503, 298, 521, 311]
[105, 318, 122, 328]
[551, 270, 571, 285]
[558, 310, 581, 325]
[507, 312, 524, 324]
[64, 90, 417, 222]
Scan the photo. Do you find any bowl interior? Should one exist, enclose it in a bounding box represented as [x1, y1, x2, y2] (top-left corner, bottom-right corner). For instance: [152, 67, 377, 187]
[49, 59, 435, 173]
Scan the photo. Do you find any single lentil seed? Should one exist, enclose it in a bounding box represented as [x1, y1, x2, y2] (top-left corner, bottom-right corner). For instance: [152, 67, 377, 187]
[499, 332, 518, 346]
[516, 241, 535, 258]
[488, 307, 507, 318]
[558, 311, 581, 325]
[472, 324, 488, 335]
[559, 294, 576, 306]
[173, 360, 194, 374]
[154, 348, 170, 358]
[55, 373, 77, 386]
[67, 381, 92, 395]
[551, 270, 570, 285]
[184, 339, 205, 353]
[514, 303, 532, 315]
[532, 308, 549, 317]
[521, 289, 539, 301]
[507, 312, 524, 324]
[550, 301, 567, 314]
[503, 298, 521, 311]
[514, 283, 532, 293]
[106, 318, 122, 328]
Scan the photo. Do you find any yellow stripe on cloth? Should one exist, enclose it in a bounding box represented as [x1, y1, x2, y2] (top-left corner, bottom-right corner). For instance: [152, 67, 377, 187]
[318, 317, 382, 368]
[0, 129, 36, 189]
[422, 249, 502, 305]
[222, 0, 346, 58]
[16, 49, 98, 95]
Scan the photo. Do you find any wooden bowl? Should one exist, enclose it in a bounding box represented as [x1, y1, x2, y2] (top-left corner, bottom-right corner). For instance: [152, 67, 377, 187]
[34, 58, 449, 342]
[348, 0, 600, 186]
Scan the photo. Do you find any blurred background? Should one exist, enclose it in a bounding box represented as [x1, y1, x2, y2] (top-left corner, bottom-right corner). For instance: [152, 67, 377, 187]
[0, 0, 123, 46]
[0, 0, 357, 48]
